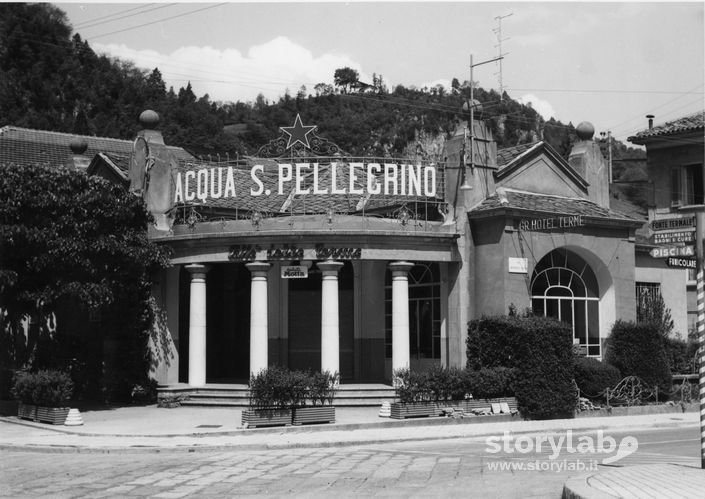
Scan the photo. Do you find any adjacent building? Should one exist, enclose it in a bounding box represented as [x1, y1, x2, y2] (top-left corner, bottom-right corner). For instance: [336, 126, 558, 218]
[628, 112, 705, 340]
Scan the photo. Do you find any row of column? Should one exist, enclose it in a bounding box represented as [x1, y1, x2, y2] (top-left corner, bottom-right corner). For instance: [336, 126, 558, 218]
[184, 260, 414, 387]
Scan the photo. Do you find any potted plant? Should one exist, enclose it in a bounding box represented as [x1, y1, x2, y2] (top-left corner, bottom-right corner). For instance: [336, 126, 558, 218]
[390, 368, 439, 419]
[241, 366, 294, 428]
[292, 371, 338, 425]
[12, 370, 73, 424]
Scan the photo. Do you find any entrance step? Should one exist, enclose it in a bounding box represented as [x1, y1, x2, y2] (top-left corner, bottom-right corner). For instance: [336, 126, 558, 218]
[159, 383, 396, 408]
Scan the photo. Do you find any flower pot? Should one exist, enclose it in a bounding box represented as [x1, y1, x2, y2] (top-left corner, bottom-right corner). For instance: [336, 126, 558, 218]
[36, 406, 70, 425]
[17, 402, 37, 421]
[241, 408, 292, 428]
[293, 406, 335, 425]
[390, 401, 440, 419]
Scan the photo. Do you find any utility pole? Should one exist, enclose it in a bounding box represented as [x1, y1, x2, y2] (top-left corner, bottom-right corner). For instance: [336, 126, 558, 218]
[493, 13, 512, 100]
[462, 54, 503, 189]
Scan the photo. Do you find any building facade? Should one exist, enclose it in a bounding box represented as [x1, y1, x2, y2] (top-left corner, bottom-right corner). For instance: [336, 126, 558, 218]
[629, 112, 705, 340]
[120, 113, 643, 389]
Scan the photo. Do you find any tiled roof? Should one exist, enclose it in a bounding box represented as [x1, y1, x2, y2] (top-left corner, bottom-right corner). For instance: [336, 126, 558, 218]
[628, 112, 705, 143]
[0, 126, 193, 168]
[174, 159, 438, 215]
[496, 142, 539, 168]
[469, 189, 643, 224]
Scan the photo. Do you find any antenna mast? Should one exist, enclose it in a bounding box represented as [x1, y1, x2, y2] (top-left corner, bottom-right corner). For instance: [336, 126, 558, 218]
[493, 13, 513, 100]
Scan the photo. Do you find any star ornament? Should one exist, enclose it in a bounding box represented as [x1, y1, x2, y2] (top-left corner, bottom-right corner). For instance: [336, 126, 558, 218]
[281, 114, 316, 149]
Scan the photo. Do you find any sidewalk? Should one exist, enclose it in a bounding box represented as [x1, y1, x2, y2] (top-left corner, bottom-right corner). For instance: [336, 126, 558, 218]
[1, 405, 702, 498]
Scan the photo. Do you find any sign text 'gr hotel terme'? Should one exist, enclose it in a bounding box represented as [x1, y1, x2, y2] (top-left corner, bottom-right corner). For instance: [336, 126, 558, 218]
[173, 115, 437, 203]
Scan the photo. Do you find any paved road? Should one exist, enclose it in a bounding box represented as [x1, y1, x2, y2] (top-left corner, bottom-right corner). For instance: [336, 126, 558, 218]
[0, 426, 699, 498]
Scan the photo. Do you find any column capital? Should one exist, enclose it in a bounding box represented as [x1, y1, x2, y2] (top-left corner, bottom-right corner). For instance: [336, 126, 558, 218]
[317, 260, 344, 276]
[246, 261, 271, 278]
[388, 261, 414, 276]
[185, 263, 210, 279]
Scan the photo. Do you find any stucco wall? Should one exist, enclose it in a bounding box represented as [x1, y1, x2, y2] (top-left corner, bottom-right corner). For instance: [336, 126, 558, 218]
[635, 252, 689, 340]
[470, 217, 637, 352]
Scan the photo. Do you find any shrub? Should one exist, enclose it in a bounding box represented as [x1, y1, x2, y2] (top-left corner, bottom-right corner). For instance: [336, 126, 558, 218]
[393, 368, 432, 403]
[468, 367, 517, 399]
[468, 314, 576, 419]
[573, 357, 621, 401]
[11, 369, 73, 407]
[426, 365, 465, 401]
[248, 367, 340, 409]
[467, 315, 526, 369]
[663, 336, 692, 374]
[308, 371, 339, 406]
[604, 320, 672, 395]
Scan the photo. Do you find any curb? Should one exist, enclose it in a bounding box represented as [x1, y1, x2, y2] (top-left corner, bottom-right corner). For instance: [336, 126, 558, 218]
[0, 413, 698, 454]
[562, 474, 618, 499]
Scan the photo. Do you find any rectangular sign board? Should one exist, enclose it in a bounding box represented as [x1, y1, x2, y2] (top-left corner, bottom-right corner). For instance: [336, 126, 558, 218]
[650, 230, 695, 245]
[281, 266, 308, 279]
[650, 216, 695, 231]
[666, 257, 697, 269]
[508, 257, 528, 274]
[649, 246, 695, 258]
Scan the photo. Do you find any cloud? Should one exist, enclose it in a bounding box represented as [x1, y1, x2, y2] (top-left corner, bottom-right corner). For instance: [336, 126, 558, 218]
[517, 94, 556, 120]
[94, 37, 366, 103]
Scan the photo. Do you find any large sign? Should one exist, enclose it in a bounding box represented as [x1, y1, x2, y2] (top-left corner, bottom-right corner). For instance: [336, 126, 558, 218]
[518, 215, 586, 232]
[650, 216, 695, 231]
[650, 230, 695, 245]
[173, 162, 438, 203]
[649, 246, 695, 258]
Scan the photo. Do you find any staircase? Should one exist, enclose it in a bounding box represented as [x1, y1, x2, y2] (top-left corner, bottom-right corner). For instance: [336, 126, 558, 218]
[159, 383, 396, 408]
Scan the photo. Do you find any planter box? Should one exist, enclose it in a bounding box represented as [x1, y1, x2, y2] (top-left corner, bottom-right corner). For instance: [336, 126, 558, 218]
[390, 402, 440, 419]
[17, 402, 37, 421]
[36, 406, 70, 425]
[293, 406, 335, 425]
[241, 408, 292, 428]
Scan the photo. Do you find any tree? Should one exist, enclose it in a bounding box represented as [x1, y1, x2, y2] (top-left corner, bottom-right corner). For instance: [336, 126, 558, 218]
[0, 163, 169, 399]
[333, 67, 359, 94]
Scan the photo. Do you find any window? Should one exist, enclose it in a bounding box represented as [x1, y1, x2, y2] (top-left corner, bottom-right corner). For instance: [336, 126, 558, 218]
[635, 282, 661, 323]
[671, 164, 704, 207]
[531, 249, 600, 357]
[385, 263, 441, 359]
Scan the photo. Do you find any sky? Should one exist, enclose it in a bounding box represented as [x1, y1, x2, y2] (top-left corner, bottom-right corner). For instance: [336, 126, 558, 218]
[55, 1, 705, 145]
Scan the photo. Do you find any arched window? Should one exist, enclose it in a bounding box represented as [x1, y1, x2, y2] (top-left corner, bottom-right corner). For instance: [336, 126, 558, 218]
[531, 249, 601, 356]
[385, 263, 441, 359]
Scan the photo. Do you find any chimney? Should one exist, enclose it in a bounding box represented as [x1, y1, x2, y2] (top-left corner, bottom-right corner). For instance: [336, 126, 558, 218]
[568, 121, 610, 208]
[68, 138, 90, 170]
[646, 114, 654, 129]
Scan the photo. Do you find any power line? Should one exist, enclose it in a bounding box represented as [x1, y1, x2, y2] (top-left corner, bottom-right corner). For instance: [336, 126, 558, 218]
[76, 4, 177, 30]
[509, 87, 704, 95]
[85, 3, 227, 41]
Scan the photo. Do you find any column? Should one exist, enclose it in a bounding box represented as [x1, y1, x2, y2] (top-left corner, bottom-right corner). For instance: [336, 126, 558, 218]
[318, 261, 344, 375]
[389, 261, 414, 375]
[185, 264, 209, 387]
[247, 262, 271, 377]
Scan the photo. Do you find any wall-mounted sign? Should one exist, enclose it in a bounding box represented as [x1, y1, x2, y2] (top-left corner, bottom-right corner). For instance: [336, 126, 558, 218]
[228, 245, 259, 262]
[267, 245, 303, 260]
[650, 230, 695, 245]
[650, 216, 695, 231]
[173, 162, 438, 203]
[649, 246, 695, 258]
[666, 257, 697, 269]
[281, 266, 309, 279]
[508, 257, 528, 274]
[518, 215, 585, 232]
[315, 244, 362, 260]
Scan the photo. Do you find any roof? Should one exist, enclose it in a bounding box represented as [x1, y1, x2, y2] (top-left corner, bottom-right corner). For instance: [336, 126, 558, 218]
[628, 112, 705, 144]
[0, 126, 193, 168]
[496, 142, 540, 168]
[468, 188, 644, 226]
